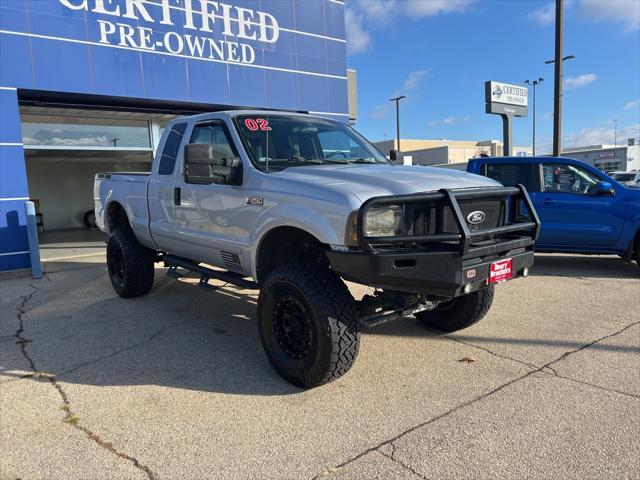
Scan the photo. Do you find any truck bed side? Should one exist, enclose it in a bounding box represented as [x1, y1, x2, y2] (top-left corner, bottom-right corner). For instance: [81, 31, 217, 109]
[94, 172, 156, 249]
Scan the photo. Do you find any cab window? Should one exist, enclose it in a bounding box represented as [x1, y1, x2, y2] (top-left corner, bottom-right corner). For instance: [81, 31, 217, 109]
[189, 122, 238, 159]
[484, 163, 535, 191]
[541, 163, 600, 195]
[158, 122, 187, 175]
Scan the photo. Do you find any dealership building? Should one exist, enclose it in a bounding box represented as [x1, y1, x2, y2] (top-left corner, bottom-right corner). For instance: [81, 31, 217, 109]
[562, 142, 639, 173]
[0, 0, 350, 272]
[374, 139, 532, 167]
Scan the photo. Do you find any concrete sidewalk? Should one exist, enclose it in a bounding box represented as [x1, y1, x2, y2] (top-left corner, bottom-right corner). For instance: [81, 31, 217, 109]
[1, 253, 638, 479]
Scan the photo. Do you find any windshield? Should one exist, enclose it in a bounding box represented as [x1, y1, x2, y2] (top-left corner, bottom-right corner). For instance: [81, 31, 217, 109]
[234, 114, 388, 172]
[610, 173, 635, 181]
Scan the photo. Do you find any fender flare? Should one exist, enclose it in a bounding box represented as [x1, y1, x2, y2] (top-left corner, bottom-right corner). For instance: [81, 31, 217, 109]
[249, 204, 344, 279]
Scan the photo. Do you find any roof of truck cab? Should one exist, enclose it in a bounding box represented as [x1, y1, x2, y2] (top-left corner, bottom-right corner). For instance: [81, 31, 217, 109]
[472, 156, 581, 162]
[172, 110, 321, 123]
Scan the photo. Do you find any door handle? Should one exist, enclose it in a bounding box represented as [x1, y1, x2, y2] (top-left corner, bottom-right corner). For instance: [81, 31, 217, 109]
[174, 187, 181, 206]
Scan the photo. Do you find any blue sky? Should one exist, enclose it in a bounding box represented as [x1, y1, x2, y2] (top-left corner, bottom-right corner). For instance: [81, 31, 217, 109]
[345, 0, 640, 152]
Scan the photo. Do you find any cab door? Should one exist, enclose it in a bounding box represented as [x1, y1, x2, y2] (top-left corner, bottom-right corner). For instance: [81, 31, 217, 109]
[147, 121, 188, 253]
[170, 120, 255, 273]
[529, 162, 624, 247]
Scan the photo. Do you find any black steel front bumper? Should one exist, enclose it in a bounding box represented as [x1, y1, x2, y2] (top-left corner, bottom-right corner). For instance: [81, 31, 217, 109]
[326, 185, 540, 298]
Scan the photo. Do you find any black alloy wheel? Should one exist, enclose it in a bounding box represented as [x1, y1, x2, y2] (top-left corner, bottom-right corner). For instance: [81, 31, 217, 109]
[272, 294, 315, 361]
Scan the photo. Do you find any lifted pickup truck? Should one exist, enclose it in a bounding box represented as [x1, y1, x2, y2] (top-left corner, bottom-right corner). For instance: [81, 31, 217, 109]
[95, 111, 539, 388]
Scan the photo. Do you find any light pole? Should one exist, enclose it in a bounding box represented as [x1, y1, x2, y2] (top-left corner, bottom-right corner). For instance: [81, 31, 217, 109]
[613, 118, 618, 148]
[544, 0, 578, 156]
[524, 78, 543, 155]
[545, 29, 575, 157]
[389, 95, 406, 151]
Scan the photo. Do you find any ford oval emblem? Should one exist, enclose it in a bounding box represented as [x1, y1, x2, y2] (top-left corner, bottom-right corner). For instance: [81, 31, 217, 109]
[466, 211, 486, 225]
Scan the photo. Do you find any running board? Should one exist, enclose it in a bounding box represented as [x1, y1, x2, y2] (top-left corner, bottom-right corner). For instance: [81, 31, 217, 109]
[163, 255, 260, 290]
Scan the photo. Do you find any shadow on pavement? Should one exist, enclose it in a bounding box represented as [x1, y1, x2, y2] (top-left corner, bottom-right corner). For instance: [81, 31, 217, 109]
[531, 253, 638, 279]
[365, 322, 638, 355]
[2, 263, 301, 396]
[3, 252, 637, 396]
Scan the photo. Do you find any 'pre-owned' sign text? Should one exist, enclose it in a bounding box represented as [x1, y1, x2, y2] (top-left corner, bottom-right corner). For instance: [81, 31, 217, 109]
[59, 0, 280, 64]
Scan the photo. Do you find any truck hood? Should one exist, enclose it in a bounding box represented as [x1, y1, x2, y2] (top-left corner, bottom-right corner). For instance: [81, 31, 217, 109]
[272, 164, 501, 202]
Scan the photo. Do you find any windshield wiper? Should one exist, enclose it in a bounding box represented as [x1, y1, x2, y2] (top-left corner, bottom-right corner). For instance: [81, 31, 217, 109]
[286, 157, 323, 164]
[322, 158, 350, 164]
[347, 158, 376, 164]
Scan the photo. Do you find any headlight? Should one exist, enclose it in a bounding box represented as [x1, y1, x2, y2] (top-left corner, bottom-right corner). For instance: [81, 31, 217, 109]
[365, 205, 403, 237]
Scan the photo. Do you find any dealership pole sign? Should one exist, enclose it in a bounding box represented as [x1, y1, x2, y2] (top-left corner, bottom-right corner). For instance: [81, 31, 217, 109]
[58, 0, 280, 64]
[485, 81, 528, 156]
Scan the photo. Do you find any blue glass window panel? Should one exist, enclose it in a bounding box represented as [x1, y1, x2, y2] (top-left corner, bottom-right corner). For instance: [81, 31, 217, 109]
[89, 46, 146, 98]
[260, 29, 296, 55]
[326, 39, 346, 63]
[31, 38, 92, 92]
[327, 60, 346, 77]
[327, 77, 348, 114]
[227, 64, 266, 108]
[0, 34, 34, 88]
[25, 0, 87, 19]
[141, 53, 190, 102]
[0, 146, 29, 198]
[262, 0, 294, 31]
[265, 70, 297, 110]
[28, 11, 87, 41]
[294, 1, 326, 36]
[296, 75, 328, 112]
[325, 1, 345, 39]
[0, 4, 29, 31]
[262, 49, 296, 70]
[0, 90, 24, 143]
[186, 58, 231, 105]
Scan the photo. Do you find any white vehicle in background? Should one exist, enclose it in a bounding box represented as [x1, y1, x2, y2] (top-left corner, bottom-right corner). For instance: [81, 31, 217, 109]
[608, 171, 640, 186]
[94, 111, 539, 388]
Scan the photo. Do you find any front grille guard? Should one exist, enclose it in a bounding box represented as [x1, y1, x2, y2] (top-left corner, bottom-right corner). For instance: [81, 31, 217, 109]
[357, 185, 541, 256]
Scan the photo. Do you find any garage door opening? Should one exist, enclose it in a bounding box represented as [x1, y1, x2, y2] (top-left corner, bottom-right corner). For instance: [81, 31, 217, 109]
[21, 107, 175, 262]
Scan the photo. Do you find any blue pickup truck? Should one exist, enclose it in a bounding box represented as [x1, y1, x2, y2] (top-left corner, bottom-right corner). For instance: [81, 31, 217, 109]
[467, 156, 640, 266]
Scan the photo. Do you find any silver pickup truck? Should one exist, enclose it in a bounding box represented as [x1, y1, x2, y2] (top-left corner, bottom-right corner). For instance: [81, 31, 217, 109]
[95, 110, 540, 388]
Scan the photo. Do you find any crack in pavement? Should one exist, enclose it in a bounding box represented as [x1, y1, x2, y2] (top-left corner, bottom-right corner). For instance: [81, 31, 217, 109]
[443, 325, 640, 399]
[440, 333, 540, 371]
[542, 366, 639, 399]
[545, 320, 640, 369]
[55, 317, 195, 380]
[378, 443, 427, 480]
[312, 319, 640, 479]
[12, 285, 155, 480]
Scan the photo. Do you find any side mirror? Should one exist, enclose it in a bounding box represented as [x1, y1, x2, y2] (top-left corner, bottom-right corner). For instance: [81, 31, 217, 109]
[389, 150, 403, 164]
[594, 180, 615, 196]
[184, 143, 242, 185]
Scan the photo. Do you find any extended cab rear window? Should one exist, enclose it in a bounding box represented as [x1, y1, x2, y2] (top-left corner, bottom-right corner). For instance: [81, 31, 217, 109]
[485, 163, 536, 191]
[158, 122, 187, 175]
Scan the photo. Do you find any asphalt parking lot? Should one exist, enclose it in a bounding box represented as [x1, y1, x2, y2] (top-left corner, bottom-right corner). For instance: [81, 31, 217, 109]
[1, 253, 639, 480]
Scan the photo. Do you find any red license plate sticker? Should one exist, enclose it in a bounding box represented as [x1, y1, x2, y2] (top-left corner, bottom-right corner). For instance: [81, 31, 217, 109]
[489, 258, 513, 284]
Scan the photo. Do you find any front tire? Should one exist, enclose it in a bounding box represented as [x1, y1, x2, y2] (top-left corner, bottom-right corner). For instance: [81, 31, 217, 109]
[107, 229, 155, 298]
[416, 286, 495, 333]
[257, 262, 360, 388]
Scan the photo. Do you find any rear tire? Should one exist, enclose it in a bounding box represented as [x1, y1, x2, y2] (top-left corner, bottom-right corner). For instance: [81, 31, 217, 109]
[107, 229, 155, 298]
[83, 209, 96, 228]
[257, 262, 360, 388]
[416, 286, 494, 333]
